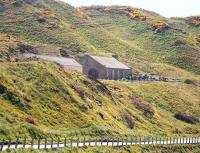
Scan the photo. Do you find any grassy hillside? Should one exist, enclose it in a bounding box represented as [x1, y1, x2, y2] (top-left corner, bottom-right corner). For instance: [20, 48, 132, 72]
[81, 6, 200, 74]
[0, 1, 200, 75]
[0, 62, 200, 139]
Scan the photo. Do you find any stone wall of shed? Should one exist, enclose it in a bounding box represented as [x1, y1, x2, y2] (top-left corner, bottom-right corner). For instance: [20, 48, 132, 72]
[106, 68, 132, 80]
[79, 56, 132, 80]
[79, 56, 107, 79]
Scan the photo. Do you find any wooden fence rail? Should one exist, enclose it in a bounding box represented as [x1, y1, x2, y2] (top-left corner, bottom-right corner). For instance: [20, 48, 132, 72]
[0, 136, 200, 151]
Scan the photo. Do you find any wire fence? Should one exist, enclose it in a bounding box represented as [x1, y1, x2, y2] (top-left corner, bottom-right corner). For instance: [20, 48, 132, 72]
[0, 136, 200, 151]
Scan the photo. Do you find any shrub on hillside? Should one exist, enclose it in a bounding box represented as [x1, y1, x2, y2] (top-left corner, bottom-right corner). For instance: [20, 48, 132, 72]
[173, 40, 186, 46]
[121, 114, 135, 129]
[98, 112, 105, 120]
[152, 22, 170, 33]
[69, 84, 85, 99]
[12, 0, 23, 6]
[37, 16, 47, 23]
[0, 3, 5, 12]
[175, 113, 199, 124]
[60, 48, 69, 57]
[127, 10, 146, 21]
[195, 35, 200, 43]
[24, 117, 37, 125]
[17, 44, 38, 54]
[188, 16, 200, 26]
[184, 79, 196, 85]
[129, 95, 155, 118]
[0, 84, 25, 108]
[133, 100, 155, 118]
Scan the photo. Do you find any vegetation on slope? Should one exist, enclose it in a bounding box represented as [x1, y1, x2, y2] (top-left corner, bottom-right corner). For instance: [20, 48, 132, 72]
[82, 6, 200, 74]
[0, 62, 199, 139]
[0, 1, 200, 74]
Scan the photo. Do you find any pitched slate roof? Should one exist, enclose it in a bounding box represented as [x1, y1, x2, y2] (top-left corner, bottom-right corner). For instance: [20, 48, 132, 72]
[21, 54, 82, 72]
[90, 55, 130, 69]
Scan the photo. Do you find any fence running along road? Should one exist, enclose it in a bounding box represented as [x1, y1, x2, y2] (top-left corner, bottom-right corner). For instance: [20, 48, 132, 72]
[0, 137, 200, 151]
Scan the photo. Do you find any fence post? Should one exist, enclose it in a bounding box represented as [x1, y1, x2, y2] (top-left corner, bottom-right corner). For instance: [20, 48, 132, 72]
[159, 137, 162, 145]
[8, 139, 11, 149]
[107, 137, 109, 146]
[23, 137, 26, 148]
[112, 138, 115, 146]
[95, 137, 98, 146]
[57, 137, 60, 147]
[122, 138, 124, 146]
[101, 136, 103, 146]
[135, 136, 137, 144]
[126, 136, 128, 145]
[0, 139, 4, 151]
[64, 137, 66, 147]
[139, 136, 141, 145]
[51, 138, 53, 148]
[38, 138, 40, 149]
[83, 137, 86, 146]
[89, 137, 91, 146]
[70, 137, 73, 148]
[45, 138, 47, 149]
[131, 136, 133, 145]
[31, 138, 34, 148]
[117, 138, 119, 146]
[77, 137, 79, 147]
[15, 137, 19, 149]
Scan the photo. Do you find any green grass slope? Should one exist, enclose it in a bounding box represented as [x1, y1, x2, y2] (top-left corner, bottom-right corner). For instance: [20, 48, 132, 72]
[0, 62, 200, 139]
[0, 1, 200, 75]
[82, 6, 200, 74]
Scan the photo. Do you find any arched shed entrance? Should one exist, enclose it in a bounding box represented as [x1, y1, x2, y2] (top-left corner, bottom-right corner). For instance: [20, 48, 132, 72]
[88, 68, 98, 80]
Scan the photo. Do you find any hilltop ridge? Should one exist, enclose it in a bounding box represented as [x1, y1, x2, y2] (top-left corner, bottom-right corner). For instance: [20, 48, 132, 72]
[0, 0, 200, 74]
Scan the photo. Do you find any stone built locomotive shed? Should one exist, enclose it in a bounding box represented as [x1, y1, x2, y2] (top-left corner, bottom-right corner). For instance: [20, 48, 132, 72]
[79, 55, 132, 80]
[21, 53, 132, 80]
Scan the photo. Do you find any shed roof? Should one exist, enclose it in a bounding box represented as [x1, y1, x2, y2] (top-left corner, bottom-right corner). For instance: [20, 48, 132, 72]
[90, 55, 130, 69]
[22, 53, 82, 67]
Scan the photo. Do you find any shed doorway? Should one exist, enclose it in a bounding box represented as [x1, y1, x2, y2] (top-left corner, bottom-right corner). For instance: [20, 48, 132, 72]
[88, 68, 98, 80]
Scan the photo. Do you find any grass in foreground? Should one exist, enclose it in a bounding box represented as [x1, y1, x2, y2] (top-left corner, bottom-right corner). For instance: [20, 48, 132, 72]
[0, 62, 199, 139]
[2, 144, 200, 153]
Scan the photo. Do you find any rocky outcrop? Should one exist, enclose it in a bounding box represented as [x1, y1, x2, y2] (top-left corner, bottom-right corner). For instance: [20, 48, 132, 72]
[187, 16, 200, 26]
[152, 22, 170, 33]
[126, 9, 146, 21]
